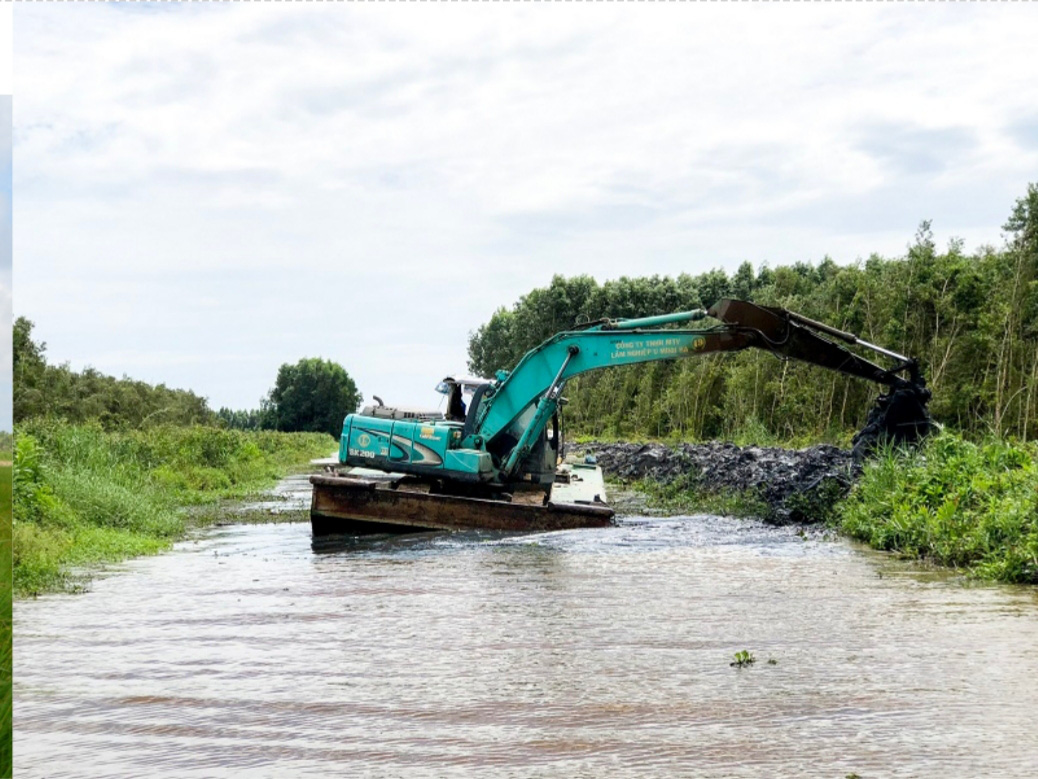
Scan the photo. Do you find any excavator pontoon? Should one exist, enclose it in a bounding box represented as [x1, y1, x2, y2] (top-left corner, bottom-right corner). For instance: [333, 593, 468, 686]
[310, 299, 934, 538]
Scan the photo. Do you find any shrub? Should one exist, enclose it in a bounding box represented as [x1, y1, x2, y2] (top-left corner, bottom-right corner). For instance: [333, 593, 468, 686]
[838, 434, 1038, 583]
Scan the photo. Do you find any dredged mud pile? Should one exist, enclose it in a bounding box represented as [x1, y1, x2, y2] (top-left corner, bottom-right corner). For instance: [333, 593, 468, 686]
[565, 441, 859, 525]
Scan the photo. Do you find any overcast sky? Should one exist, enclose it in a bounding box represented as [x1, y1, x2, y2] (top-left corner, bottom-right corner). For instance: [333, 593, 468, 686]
[13, 2, 1038, 414]
[1, 92, 11, 431]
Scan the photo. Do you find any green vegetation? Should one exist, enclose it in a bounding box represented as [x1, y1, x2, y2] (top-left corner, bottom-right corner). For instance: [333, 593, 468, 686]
[12, 312, 358, 597]
[14, 321, 359, 440]
[263, 357, 361, 438]
[1, 462, 11, 778]
[469, 185, 1038, 582]
[633, 472, 847, 526]
[13, 420, 332, 596]
[14, 319, 215, 429]
[469, 186, 1038, 444]
[633, 472, 768, 518]
[838, 434, 1038, 584]
[730, 650, 756, 668]
[217, 358, 361, 436]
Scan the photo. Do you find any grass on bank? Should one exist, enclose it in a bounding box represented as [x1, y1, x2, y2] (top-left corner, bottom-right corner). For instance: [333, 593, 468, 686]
[630, 471, 769, 518]
[622, 432, 1038, 585]
[13, 420, 334, 597]
[838, 435, 1038, 584]
[1, 463, 12, 778]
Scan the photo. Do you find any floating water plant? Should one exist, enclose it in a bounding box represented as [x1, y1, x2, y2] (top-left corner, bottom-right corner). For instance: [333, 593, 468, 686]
[730, 650, 756, 668]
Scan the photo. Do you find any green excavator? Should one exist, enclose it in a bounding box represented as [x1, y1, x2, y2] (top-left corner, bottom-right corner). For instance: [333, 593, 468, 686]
[310, 298, 933, 537]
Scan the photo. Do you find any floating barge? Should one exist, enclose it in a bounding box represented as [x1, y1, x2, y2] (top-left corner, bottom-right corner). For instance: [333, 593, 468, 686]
[309, 459, 614, 537]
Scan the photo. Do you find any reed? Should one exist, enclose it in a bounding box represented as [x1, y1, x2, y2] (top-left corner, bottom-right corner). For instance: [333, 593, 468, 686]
[12, 420, 333, 596]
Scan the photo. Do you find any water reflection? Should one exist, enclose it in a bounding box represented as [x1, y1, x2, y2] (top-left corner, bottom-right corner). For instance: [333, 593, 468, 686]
[14, 498, 1038, 778]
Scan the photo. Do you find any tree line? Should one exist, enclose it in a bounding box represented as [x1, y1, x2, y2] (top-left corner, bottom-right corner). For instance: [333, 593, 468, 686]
[468, 185, 1038, 443]
[216, 358, 361, 439]
[14, 318, 215, 430]
[13, 320, 361, 439]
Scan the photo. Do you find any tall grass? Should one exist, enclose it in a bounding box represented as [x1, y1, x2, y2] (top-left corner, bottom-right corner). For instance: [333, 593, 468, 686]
[13, 420, 334, 596]
[1, 462, 12, 778]
[838, 434, 1038, 583]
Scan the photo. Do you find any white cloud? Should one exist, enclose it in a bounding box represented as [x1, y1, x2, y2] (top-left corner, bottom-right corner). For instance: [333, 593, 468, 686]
[0, 4, 10, 96]
[13, 3, 1038, 410]
[1, 91, 9, 431]
[0, 280, 10, 431]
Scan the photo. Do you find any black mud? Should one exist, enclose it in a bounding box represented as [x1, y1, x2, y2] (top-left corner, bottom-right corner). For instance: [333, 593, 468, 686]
[565, 441, 859, 525]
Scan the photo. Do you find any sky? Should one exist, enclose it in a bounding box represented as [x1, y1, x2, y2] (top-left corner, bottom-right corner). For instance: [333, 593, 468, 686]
[1, 2, 11, 431]
[12, 2, 1038, 414]
[1, 94, 11, 431]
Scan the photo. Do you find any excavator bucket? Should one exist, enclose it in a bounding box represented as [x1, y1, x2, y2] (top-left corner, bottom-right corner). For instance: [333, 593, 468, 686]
[850, 383, 936, 459]
[708, 298, 936, 457]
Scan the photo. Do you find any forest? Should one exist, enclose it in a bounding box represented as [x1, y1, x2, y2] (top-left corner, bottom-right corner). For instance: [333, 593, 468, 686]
[468, 186, 1038, 445]
[13, 318, 216, 430]
[13, 318, 359, 439]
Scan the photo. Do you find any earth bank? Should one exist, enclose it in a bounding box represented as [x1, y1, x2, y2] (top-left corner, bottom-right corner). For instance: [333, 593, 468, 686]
[565, 440, 858, 524]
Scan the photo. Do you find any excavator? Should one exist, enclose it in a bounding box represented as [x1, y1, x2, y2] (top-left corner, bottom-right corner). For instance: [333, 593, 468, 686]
[310, 298, 934, 537]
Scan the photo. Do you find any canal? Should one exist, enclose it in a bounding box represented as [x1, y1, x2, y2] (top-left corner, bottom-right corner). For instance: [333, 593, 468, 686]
[14, 476, 1038, 777]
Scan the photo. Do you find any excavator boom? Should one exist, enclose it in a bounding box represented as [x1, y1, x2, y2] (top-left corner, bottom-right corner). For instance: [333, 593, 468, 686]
[335, 299, 932, 488]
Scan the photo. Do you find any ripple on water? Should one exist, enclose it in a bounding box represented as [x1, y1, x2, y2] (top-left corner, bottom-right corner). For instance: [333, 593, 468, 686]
[14, 498, 1038, 778]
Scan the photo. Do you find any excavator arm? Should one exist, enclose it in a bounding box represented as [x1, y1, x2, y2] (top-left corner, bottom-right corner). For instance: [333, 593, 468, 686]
[467, 299, 923, 477]
[337, 299, 933, 487]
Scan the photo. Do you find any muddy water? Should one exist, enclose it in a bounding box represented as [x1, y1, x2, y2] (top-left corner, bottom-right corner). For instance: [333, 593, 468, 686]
[14, 479, 1038, 778]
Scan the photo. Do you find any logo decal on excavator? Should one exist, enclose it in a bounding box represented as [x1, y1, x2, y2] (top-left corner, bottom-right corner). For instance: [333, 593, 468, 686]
[391, 434, 443, 466]
[358, 433, 371, 447]
[611, 336, 698, 360]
